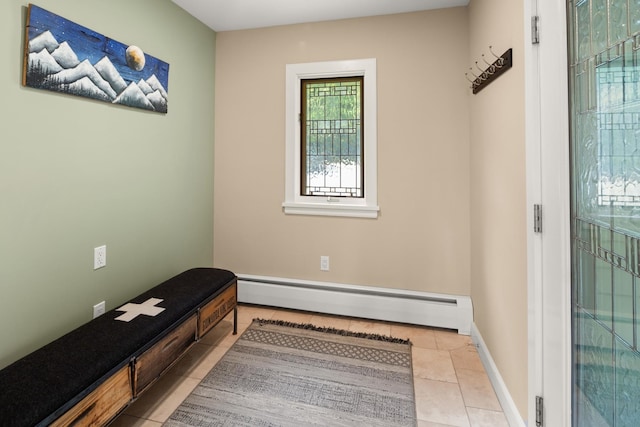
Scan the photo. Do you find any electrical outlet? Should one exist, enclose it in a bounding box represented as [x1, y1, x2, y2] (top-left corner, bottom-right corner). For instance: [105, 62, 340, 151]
[94, 245, 106, 270]
[93, 301, 106, 318]
[320, 256, 330, 271]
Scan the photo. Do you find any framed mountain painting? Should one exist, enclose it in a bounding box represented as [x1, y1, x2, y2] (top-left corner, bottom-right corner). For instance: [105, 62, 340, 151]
[23, 4, 169, 113]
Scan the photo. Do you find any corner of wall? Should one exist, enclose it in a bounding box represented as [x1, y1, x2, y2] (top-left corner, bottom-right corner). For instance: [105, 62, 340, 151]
[471, 322, 527, 427]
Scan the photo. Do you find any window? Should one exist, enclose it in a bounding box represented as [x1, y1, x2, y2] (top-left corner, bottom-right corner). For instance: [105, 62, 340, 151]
[301, 77, 363, 198]
[283, 59, 379, 218]
[594, 64, 640, 207]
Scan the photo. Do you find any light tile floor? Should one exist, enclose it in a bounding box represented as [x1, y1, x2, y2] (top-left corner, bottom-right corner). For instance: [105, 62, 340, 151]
[111, 305, 509, 427]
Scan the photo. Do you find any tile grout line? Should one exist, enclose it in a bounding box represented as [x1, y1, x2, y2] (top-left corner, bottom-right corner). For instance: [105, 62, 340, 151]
[451, 348, 473, 427]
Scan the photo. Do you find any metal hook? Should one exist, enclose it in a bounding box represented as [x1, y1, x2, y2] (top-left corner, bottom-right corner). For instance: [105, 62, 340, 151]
[466, 69, 480, 89]
[475, 62, 489, 80]
[482, 55, 496, 74]
[489, 45, 500, 59]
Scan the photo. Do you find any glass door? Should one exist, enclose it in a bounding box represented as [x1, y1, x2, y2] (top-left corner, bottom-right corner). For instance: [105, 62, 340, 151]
[569, 0, 640, 425]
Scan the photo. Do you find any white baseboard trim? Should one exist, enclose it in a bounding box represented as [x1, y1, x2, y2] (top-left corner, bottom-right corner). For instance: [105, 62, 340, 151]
[471, 322, 526, 427]
[237, 274, 473, 335]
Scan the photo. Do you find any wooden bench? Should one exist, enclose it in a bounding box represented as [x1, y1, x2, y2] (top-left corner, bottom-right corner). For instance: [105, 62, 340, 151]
[0, 268, 237, 427]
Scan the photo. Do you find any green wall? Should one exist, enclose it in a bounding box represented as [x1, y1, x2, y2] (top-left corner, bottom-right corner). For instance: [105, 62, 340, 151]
[0, 1, 216, 368]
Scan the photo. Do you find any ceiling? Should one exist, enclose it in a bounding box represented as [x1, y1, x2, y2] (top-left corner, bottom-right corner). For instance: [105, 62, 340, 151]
[172, 0, 469, 32]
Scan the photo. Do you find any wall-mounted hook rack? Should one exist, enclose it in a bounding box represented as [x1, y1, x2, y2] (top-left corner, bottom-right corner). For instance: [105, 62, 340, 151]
[468, 47, 513, 94]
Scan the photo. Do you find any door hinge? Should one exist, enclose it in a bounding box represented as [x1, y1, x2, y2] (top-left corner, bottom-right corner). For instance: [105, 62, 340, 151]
[532, 15, 540, 44]
[536, 396, 544, 426]
[534, 204, 542, 233]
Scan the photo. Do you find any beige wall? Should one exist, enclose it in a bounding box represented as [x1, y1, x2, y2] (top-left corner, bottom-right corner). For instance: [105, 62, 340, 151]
[468, 0, 528, 417]
[0, 1, 216, 368]
[213, 9, 471, 295]
[0, 0, 530, 416]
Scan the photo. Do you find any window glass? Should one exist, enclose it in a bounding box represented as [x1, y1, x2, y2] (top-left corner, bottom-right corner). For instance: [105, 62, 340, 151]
[301, 77, 363, 198]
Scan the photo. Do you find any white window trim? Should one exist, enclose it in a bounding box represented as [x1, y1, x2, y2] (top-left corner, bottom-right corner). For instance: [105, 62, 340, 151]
[283, 58, 379, 218]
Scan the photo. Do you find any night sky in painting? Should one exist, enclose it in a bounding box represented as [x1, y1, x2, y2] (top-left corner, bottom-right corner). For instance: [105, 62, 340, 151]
[27, 4, 169, 91]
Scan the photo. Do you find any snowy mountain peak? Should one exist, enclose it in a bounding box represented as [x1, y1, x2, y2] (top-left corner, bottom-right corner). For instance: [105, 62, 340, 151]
[51, 41, 80, 69]
[137, 78, 153, 95]
[28, 49, 63, 74]
[66, 76, 111, 102]
[95, 57, 127, 94]
[28, 30, 59, 54]
[146, 75, 168, 99]
[26, 30, 168, 113]
[147, 89, 168, 113]
[49, 59, 117, 99]
[114, 82, 155, 111]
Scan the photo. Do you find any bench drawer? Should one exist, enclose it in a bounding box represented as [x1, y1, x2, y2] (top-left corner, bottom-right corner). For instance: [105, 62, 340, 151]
[133, 315, 197, 396]
[51, 366, 132, 427]
[198, 282, 237, 337]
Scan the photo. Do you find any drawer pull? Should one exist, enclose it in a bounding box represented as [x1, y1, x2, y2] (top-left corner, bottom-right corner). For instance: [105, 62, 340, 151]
[68, 402, 96, 426]
[162, 336, 180, 352]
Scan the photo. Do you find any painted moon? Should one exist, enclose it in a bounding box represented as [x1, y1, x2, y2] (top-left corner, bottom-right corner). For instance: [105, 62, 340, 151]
[125, 45, 145, 71]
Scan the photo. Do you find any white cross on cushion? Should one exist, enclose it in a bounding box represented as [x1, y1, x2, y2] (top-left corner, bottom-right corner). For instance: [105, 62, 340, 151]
[115, 298, 166, 322]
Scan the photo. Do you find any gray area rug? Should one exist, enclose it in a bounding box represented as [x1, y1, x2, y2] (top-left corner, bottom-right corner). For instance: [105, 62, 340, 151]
[165, 319, 417, 426]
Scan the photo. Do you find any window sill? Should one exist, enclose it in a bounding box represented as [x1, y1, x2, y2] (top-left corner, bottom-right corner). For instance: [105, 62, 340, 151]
[282, 202, 379, 218]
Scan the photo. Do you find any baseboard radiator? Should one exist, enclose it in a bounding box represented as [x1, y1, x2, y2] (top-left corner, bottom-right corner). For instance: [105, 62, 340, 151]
[237, 274, 473, 335]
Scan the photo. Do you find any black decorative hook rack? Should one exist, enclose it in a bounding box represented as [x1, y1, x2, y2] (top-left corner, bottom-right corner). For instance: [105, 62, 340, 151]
[466, 47, 513, 94]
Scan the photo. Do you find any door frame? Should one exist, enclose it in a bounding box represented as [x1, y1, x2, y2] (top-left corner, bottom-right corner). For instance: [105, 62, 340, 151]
[525, 0, 572, 425]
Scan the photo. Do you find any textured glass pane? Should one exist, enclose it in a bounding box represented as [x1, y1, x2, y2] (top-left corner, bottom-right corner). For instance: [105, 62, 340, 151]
[630, 0, 640, 35]
[610, 0, 629, 44]
[579, 250, 596, 313]
[596, 258, 613, 328]
[599, 227, 611, 253]
[596, 59, 624, 111]
[576, 218, 591, 242]
[595, 65, 640, 209]
[623, 55, 640, 106]
[577, 0, 592, 61]
[302, 78, 362, 198]
[575, 113, 599, 215]
[576, 63, 590, 113]
[592, 0, 609, 54]
[612, 227, 626, 258]
[615, 337, 640, 427]
[574, 388, 613, 426]
[613, 269, 633, 344]
[596, 68, 611, 110]
[575, 313, 615, 426]
[589, 59, 599, 111]
[572, 1, 640, 424]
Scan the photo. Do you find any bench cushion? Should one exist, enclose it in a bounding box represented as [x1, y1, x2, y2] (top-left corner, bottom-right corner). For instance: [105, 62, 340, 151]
[0, 267, 236, 426]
